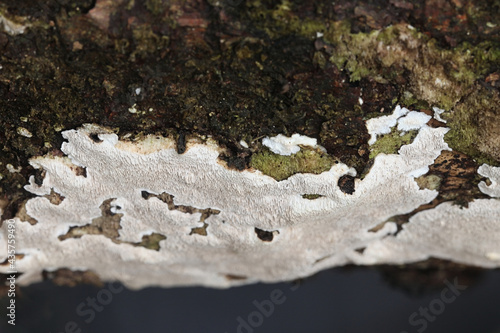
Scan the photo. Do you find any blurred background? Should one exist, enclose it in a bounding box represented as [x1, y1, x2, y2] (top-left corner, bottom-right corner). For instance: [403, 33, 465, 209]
[1, 266, 500, 333]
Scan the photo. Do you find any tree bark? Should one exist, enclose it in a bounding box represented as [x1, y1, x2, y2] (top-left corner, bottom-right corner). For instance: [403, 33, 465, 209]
[0, 0, 499, 290]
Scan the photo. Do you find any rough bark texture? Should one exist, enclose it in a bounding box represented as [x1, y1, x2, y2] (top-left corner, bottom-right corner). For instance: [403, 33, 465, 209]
[0, 0, 499, 290]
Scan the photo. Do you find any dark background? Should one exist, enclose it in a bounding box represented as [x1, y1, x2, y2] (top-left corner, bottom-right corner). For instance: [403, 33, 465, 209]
[1, 266, 500, 333]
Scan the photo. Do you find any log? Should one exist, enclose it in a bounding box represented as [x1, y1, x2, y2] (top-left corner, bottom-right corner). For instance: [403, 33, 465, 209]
[0, 0, 499, 290]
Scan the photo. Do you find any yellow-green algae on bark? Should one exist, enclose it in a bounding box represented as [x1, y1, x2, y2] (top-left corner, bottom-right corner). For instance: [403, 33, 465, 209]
[250, 147, 338, 181]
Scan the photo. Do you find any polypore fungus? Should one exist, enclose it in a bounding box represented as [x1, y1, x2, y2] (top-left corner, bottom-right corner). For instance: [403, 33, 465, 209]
[1, 107, 499, 289]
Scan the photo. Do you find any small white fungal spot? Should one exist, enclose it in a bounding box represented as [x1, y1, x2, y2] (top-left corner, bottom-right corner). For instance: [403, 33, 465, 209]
[434, 77, 446, 87]
[262, 134, 319, 156]
[239, 140, 249, 149]
[135, 88, 141, 95]
[316, 31, 324, 38]
[128, 104, 138, 113]
[358, 97, 363, 105]
[17, 127, 33, 138]
[6, 164, 22, 173]
[432, 106, 446, 123]
[0, 14, 30, 35]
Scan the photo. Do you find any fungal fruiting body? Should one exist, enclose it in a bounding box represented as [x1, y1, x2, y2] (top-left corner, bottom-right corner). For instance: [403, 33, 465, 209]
[1, 106, 500, 289]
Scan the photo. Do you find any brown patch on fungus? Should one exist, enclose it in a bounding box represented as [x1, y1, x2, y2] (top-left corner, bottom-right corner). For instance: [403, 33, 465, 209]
[338, 174, 355, 194]
[33, 169, 46, 186]
[225, 274, 247, 281]
[142, 191, 220, 234]
[301, 194, 323, 200]
[354, 247, 366, 254]
[89, 133, 103, 143]
[16, 200, 38, 225]
[44, 188, 65, 205]
[73, 165, 87, 177]
[0, 254, 25, 266]
[59, 198, 122, 241]
[382, 150, 490, 232]
[255, 228, 278, 242]
[190, 223, 208, 236]
[131, 233, 166, 251]
[58, 198, 167, 251]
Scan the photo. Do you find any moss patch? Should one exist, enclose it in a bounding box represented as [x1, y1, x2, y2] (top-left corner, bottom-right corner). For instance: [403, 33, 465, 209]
[133, 233, 166, 251]
[250, 147, 337, 181]
[415, 174, 442, 191]
[443, 86, 500, 165]
[301, 194, 322, 200]
[369, 128, 418, 159]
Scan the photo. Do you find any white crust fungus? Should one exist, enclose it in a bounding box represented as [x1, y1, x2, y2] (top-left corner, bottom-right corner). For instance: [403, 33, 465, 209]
[1, 106, 499, 289]
[366, 105, 409, 144]
[262, 133, 321, 155]
[478, 164, 500, 198]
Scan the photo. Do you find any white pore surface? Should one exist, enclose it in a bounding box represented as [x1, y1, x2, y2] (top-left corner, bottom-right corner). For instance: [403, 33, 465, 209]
[397, 111, 432, 132]
[1, 108, 499, 289]
[366, 105, 432, 144]
[362, 199, 500, 267]
[366, 105, 409, 144]
[478, 164, 500, 198]
[262, 133, 319, 155]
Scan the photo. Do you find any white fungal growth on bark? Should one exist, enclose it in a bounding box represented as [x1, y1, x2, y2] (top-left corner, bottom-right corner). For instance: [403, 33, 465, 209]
[362, 199, 500, 267]
[262, 133, 321, 155]
[396, 111, 432, 132]
[366, 105, 410, 144]
[478, 164, 500, 198]
[1, 106, 499, 289]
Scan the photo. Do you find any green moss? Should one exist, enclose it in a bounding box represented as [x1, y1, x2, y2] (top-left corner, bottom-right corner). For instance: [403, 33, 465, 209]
[246, 2, 498, 114]
[301, 194, 322, 200]
[250, 147, 337, 181]
[134, 233, 166, 251]
[130, 24, 170, 61]
[246, 0, 327, 39]
[369, 128, 418, 159]
[415, 174, 442, 191]
[398, 91, 430, 110]
[145, 0, 165, 15]
[443, 87, 500, 165]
